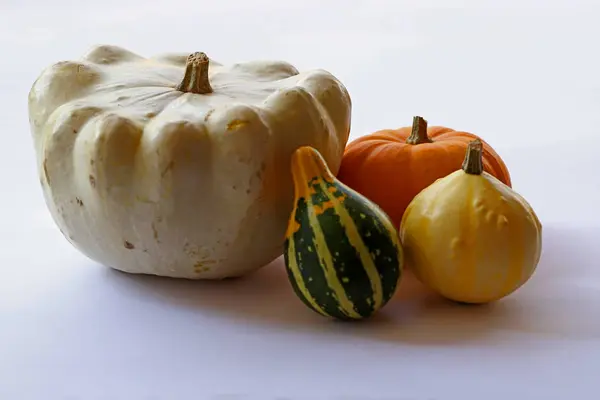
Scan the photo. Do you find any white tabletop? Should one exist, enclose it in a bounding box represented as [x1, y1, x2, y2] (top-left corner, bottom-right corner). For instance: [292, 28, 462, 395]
[2, 1, 600, 399]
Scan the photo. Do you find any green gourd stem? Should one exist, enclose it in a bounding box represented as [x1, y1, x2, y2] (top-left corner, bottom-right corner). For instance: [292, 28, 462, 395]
[176, 52, 213, 94]
[462, 139, 484, 175]
[405, 116, 433, 145]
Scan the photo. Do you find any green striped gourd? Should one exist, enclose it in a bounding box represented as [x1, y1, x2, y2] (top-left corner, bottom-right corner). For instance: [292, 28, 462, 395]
[284, 146, 404, 320]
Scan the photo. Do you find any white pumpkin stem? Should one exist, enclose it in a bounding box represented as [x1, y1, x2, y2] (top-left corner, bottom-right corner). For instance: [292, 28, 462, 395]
[462, 139, 484, 175]
[176, 52, 213, 94]
[405, 116, 433, 145]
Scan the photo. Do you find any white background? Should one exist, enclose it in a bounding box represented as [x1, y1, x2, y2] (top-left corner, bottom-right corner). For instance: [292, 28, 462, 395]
[2, 0, 600, 399]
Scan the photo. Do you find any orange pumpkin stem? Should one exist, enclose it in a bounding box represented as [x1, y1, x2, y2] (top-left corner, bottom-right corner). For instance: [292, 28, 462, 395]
[405, 116, 433, 145]
[462, 139, 484, 175]
[176, 52, 213, 94]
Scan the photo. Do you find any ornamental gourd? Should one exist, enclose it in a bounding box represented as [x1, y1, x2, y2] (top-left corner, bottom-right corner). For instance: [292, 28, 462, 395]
[399, 140, 542, 304]
[28, 45, 351, 279]
[284, 146, 403, 320]
[337, 116, 512, 228]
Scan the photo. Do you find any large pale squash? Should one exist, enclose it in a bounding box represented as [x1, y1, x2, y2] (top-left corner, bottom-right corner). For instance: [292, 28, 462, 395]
[28, 45, 352, 279]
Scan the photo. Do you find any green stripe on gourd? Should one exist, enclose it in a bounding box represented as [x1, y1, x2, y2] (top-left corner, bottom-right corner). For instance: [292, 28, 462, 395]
[284, 146, 404, 320]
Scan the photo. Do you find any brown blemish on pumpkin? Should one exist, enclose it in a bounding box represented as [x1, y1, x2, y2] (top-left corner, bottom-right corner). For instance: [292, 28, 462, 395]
[204, 109, 215, 122]
[89, 174, 96, 187]
[124, 241, 135, 249]
[194, 259, 217, 274]
[76, 197, 84, 207]
[161, 161, 174, 177]
[254, 162, 267, 179]
[90, 159, 95, 166]
[227, 119, 249, 130]
[152, 222, 159, 241]
[58, 206, 67, 219]
[183, 242, 201, 258]
[43, 159, 50, 184]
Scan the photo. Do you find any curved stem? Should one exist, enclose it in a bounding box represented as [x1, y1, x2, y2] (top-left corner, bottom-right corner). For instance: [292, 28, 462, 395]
[462, 139, 484, 175]
[176, 52, 213, 94]
[405, 116, 432, 145]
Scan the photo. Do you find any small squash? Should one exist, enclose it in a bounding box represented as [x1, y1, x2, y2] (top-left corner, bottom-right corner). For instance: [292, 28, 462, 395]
[399, 140, 542, 304]
[337, 116, 512, 228]
[284, 146, 403, 320]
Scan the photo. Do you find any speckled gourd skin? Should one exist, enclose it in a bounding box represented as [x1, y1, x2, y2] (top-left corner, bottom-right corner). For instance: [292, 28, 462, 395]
[28, 45, 352, 279]
[284, 146, 403, 320]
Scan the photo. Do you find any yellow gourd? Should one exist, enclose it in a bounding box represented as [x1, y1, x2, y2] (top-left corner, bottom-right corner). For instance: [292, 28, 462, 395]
[399, 139, 542, 304]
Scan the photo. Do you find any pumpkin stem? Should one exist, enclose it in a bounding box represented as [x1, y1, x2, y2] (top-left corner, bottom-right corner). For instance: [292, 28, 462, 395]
[462, 139, 484, 175]
[405, 116, 433, 145]
[176, 52, 213, 94]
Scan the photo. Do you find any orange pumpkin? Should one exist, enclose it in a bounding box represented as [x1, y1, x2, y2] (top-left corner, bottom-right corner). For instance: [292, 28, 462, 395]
[336, 116, 512, 228]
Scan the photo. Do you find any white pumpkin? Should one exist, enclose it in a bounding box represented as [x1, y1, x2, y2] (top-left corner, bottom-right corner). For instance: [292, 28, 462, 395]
[28, 45, 352, 279]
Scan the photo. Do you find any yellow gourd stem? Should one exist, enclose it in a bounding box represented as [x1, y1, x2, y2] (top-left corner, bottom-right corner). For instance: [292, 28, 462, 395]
[462, 139, 484, 175]
[176, 52, 213, 94]
[405, 116, 433, 145]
